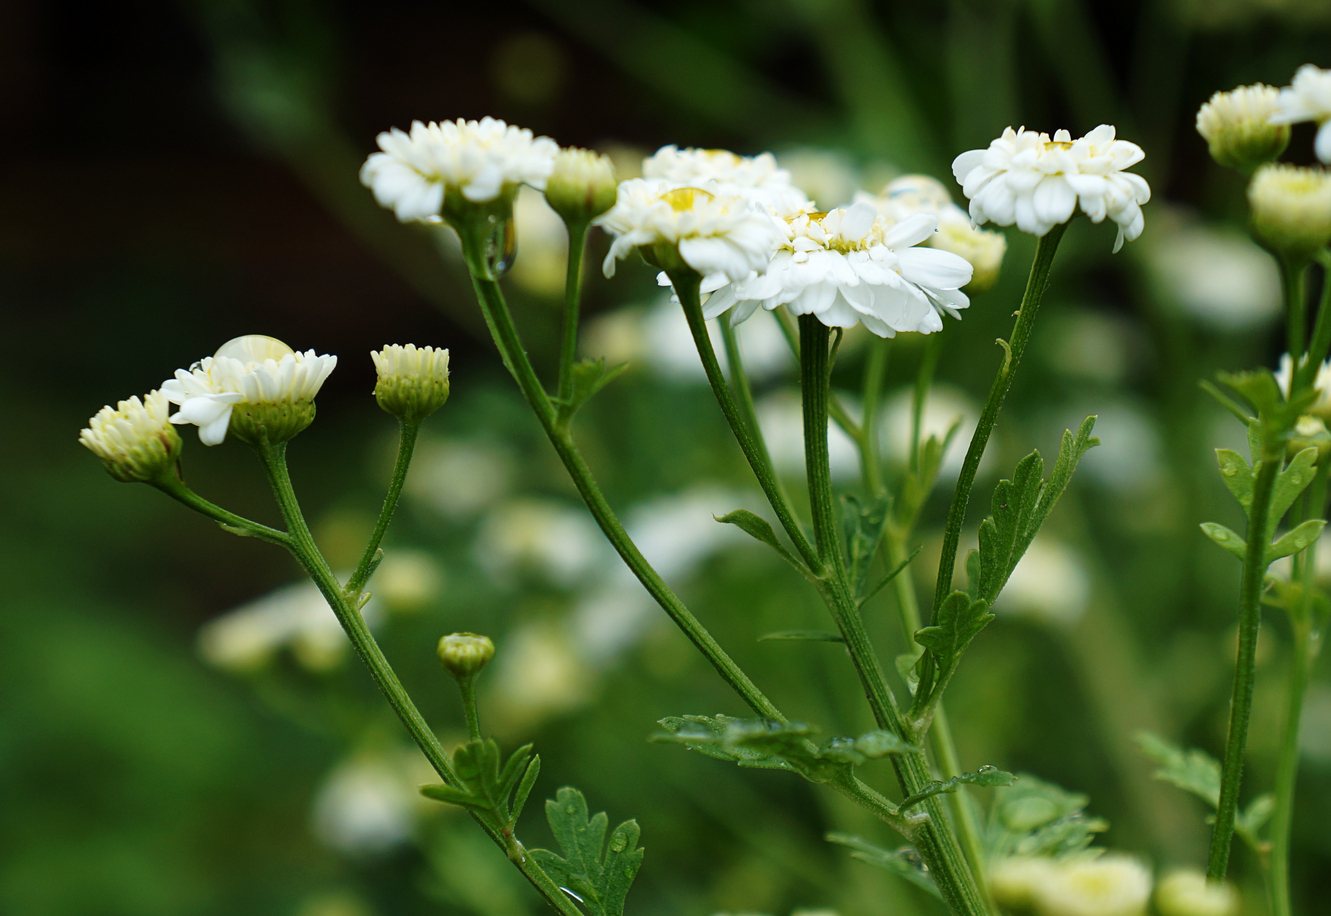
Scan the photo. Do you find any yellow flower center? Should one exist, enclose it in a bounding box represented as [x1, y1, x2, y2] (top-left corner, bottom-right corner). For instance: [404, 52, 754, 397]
[660, 187, 714, 211]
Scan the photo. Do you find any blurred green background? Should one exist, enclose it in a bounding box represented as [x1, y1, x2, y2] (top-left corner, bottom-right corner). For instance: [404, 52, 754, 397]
[4, 0, 1331, 914]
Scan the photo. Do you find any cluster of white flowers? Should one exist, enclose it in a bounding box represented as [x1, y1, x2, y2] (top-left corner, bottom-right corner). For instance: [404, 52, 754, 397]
[701, 202, 973, 337]
[1270, 64, 1331, 163]
[163, 335, 337, 446]
[642, 145, 813, 216]
[989, 855, 1154, 916]
[952, 125, 1151, 251]
[359, 117, 559, 222]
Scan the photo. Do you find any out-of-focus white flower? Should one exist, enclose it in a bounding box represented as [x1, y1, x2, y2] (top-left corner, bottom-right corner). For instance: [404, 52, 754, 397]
[1196, 83, 1289, 170]
[1142, 210, 1281, 331]
[406, 438, 514, 519]
[373, 550, 444, 612]
[474, 498, 607, 587]
[1247, 163, 1331, 259]
[880, 385, 982, 480]
[598, 180, 786, 281]
[198, 580, 382, 673]
[1042, 311, 1135, 385]
[1270, 64, 1331, 163]
[643, 146, 814, 216]
[777, 148, 861, 210]
[1063, 400, 1164, 494]
[1035, 855, 1153, 916]
[952, 125, 1151, 251]
[162, 335, 336, 446]
[1274, 352, 1331, 412]
[359, 117, 558, 223]
[312, 749, 432, 855]
[704, 203, 974, 338]
[489, 621, 595, 728]
[756, 388, 861, 482]
[1154, 869, 1238, 916]
[1300, 682, 1331, 763]
[509, 185, 570, 296]
[997, 536, 1091, 626]
[371, 344, 450, 421]
[990, 857, 1059, 911]
[80, 389, 182, 483]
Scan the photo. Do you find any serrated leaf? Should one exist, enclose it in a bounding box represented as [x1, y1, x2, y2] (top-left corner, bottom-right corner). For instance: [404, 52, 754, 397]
[900, 766, 1016, 810]
[1218, 370, 1284, 415]
[714, 509, 808, 575]
[826, 833, 940, 899]
[1201, 522, 1247, 561]
[914, 591, 993, 657]
[1268, 519, 1326, 562]
[1215, 449, 1254, 509]
[554, 358, 628, 427]
[984, 774, 1107, 861]
[418, 739, 535, 829]
[841, 493, 891, 596]
[529, 787, 643, 916]
[1269, 448, 1319, 527]
[1136, 732, 1220, 807]
[758, 630, 846, 643]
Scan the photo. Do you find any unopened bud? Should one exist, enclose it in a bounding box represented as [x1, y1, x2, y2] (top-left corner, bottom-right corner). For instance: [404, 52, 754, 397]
[932, 214, 1007, 293]
[372, 344, 450, 422]
[1248, 163, 1331, 261]
[437, 632, 494, 680]
[80, 389, 183, 483]
[1155, 870, 1238, 916]
[1197, 84, 1290, 172]
[544, 148, 618, 225]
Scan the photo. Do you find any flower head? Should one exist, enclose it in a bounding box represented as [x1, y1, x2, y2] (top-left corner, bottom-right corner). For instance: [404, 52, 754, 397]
[359, 117, 558, 223]
[1196, 83, 1290, 170]
[437, 632, 495, 680]
[1154, 869, 1238, 916]
[544, 147, 618, 224]
[702, 201, 974, 338]
[597, 179, 786, 281]
[1248, 162, 1331, 260]
[952, 125, 1151, 251]
[163, 335, 337, 446]
[372, 344, 450, 422]
[1035, 855, 1153, 916]
[1269, 64, 1331, 163]
[80, 389, 182, 483]
[1275, 351, 1331, 416]
[643, 145, 814, 216]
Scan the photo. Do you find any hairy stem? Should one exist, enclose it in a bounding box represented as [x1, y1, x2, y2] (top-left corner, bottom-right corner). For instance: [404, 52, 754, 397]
[861, 336, 889, 495]
[153, 473, 292, 546]
[346, 418, 421, 596]
[557, 221, 590, 402]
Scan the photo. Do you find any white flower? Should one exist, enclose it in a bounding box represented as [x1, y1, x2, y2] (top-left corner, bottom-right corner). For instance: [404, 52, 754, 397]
[1270, 64, 1331, 163]
[1247, 162, 1331, 259]
[474, 498, 607, 587]
[80, 389, 182, 483]
[1196, 83, 1289, 170]
[990, 857, 1059, 911]
[1034, 854, 1153, 916]
[703, 202, 974, 338]
[312, 750, 430, 855]
[371, 343, 450, 420]
[162, 335, 337, 446]
[597, 179, 786, 281]
[359, 117, 558, 223]
[1274, 352, 1331, 413]
[998, 536, 1091, 626]
[1154, 869, 1238, 916]
[643, 146, 814, 216]
[952, 125, 1151, 251]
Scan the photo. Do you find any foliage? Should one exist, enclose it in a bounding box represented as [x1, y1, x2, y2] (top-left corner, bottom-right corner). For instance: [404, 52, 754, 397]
[530, 788, 644, 916]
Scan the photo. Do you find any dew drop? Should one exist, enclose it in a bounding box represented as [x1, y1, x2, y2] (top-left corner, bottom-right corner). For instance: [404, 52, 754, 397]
[610, 833, 627, 853]
[484, 212, 518, 280]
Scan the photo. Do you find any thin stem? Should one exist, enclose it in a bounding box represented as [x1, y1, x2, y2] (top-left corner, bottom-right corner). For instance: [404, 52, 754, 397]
[253, 439, 584, 916]
[458, 675, 483, 743]
[674, 272, 822, 572]
[1270, 619, 1315, 916]
[1295, 254, 1331, 393]
[862, 337, 889, 495]
[931, 222, 1067, 622]
[1284, 257, 1309, 370]
[152, 474, 291, 546]
[346, 418, 421, 597]
[911, 335, 943, 476]
[558, 222, 590, 402]
[1208, 444, 1281, 881]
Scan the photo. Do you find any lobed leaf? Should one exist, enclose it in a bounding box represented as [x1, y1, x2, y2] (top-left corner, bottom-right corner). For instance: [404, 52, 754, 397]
[715, 509, 808, 576]
[530, 787, 643, 916]
[826, 833, 940, 899]
[841, 493, 892, 596]
[1215, 449, 1254, 509]
[1200, 522, 1247, 561]
[1268, 448, 1319, 528]
[418, 739, 537, 828]
[899, 765, 1016, 811]
[1136, 732, 1220, 807]
[985, 773, 1107, 860]
[1268, 519, 1327, 562]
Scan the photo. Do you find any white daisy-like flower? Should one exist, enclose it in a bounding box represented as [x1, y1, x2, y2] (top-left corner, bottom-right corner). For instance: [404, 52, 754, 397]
[80, 389, 183, 483]
[952, 125, 1151, 252]
[643, 146, 814, 217]
[1196, 83, 1289, 170]
[1269, 64, 1331, 163]
[359, 117, 559, 223]
[162, 335, 337, 446]
[371, 344, 450, 421]
[597, 179, 786, 281]
[702, 201, 973, 338]
[1033, 854, 1152, 916]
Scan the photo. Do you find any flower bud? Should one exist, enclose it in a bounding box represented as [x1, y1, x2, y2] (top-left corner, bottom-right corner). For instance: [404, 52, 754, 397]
[1155, 870, 1238, 916]
[932, 214, 1008, 293]
[371, 345, 450, 422]
[80, 389, 183, 483]
[1289, 414, 1331, 461]
[989, 857, 1057, 911]
[544, 148, 618, 225]
[437, 632, 494, 680]
[1196, 84, 1290, 172]
[1248, 163, 1331, 261]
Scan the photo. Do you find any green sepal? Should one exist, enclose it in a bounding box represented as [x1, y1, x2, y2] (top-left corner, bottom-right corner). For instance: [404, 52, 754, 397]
[899, 765, 1016, 811]
[553, 358, 628, 428]
[714, 509, 810, 577]
[825, 833, 940, 899]
[529, 787, 643, 916]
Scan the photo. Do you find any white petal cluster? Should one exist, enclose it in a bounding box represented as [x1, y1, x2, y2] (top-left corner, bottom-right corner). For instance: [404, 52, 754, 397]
[163, 335, 337, 445]
[704, 201, 973, 338]
[372, 343, 451, 421]
[1154, 870, 1238, 916]
[597, 179, 787, 281]
[952, 125, 1151, 251]
[1196, 83, 1289, 170]
[1270, 64, 1331, 163]
[1275, 352, 1331, 415]
[643, 145, 814, 217]
[991, 855, 1153, 916]
[79, 389, 182, 482]
[1247, 162, 1331, 258]
[360, 117, 559, 223]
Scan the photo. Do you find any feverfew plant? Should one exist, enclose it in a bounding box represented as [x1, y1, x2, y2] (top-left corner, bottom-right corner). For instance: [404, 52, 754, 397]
[79, 71, 1331, 916]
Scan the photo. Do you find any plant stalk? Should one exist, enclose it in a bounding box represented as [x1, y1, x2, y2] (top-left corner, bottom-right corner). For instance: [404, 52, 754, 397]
[347, 418, 421, 596]
[557, 221, 590, 402]
[1269, 618, 1315, 916]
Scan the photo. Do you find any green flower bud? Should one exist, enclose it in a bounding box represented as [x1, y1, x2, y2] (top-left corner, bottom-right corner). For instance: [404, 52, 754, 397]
[79, 389, 182, 483]
[1155, 870, 1238, 916]
[371, 344, 451, 422]
[437, 632, 494, 680]
[1248, 163, 1331, 262]
[544, 148, 618, 225]
[1197, 84, 1290, 172]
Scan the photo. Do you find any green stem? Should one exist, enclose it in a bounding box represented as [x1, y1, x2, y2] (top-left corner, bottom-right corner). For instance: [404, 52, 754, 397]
[152, 474, 292, 546]
[1208, 444, 1281, 881]
[458, 675, 483, 743]
[798, 315, 987, 916]
[911, 335, 943, 476]
[862, 337, 889, 495]
[346, 418, 421, 597]
[557, 221, 590, 402]
[1284, 258, 1309, 371]
[1295, 254, 1331, 393]
[931, 223, 1067, 622]
[674, 272, 822, 572]
[252, 439, 583, 916]
[1269, 619, 1315, 916]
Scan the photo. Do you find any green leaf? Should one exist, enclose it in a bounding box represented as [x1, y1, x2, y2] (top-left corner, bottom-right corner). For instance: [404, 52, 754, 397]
[758, 630, 846, 643]
[1200, 522, 1247, 561]
[714, 509, 808, 576]
[899, 766, 1016, 811]
[850, 729, 919, 759]
[984, 774, 1107, 860]
[1135, 732, 1220, 807]
[1269, 448, 1319, 527]
[418, 740, 538, 828]
[825, 833, 940, 899]
[915, 591, 994, 658]
[840, 493, 891, 596]
[1215, 449, 1254, 509]
[530, 787, 643, 916]
[1237, 793, 1275, 849]
[554, 358, 628, 426]
[1268, 519, 1327, 562]
[859, 546, 921, 608]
